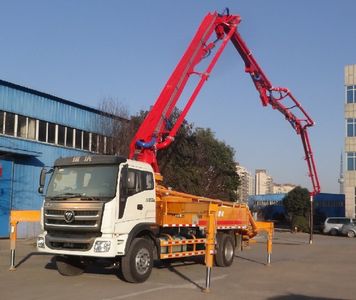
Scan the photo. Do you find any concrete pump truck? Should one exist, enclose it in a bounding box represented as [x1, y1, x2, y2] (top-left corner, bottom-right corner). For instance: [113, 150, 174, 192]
[37, 9, 320, 290]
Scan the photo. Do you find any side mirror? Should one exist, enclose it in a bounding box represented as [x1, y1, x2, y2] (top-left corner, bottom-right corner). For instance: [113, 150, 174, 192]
[38, 168, 47, 194]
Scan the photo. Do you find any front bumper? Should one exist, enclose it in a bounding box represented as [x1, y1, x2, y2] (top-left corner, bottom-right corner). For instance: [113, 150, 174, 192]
[37, 233, 128, 257]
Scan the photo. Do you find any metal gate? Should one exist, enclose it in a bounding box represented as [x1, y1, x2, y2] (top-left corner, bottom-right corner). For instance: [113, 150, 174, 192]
[0, 159, 13, 237]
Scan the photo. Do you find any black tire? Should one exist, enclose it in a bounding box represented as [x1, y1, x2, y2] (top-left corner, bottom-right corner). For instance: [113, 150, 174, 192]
[215, 233, 235, 267]
[347, 230, 356, 238]
[55, 255, 85, 276]
[120, 238, 153, 283]
[330, 229, 338, 236]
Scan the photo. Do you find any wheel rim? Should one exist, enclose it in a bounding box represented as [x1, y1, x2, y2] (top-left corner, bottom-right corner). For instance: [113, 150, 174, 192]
[348, 231, 355, 238]
[135, 248, 151, 275]
[224, 240, 234, 262]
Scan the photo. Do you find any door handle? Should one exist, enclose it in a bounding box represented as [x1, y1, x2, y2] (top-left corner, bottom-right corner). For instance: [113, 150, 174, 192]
[137, 204, 143, 210]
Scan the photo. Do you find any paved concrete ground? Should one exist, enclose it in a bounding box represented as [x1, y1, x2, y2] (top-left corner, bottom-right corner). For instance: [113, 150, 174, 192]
[0, 231, 355, 300]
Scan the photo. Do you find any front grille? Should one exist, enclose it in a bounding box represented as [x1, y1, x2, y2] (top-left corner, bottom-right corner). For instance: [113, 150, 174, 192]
[46, 210, 99, 216]
[46, 219, 97, 226]
[44, 201, 104, 232]
[45, 232, 98, 251]
[49, 241, 91, 250]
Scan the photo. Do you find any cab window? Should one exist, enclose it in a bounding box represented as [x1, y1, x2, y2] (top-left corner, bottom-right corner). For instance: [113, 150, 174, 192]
[127, 169, 154, 196]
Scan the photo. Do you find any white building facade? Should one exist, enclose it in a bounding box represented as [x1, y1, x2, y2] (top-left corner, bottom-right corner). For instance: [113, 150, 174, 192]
[272, 183, 296, 194]
[344, 64, 356, 217]
[255, 169, 273, 195]
[236, 164, 253, 202]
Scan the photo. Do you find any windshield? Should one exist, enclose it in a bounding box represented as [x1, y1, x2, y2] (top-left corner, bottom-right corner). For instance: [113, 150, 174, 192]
[46, 165, 119, 199]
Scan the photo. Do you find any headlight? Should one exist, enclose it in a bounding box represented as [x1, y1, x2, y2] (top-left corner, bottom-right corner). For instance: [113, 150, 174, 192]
[37, 237, 45, 248]
[94, 241, 111, 252]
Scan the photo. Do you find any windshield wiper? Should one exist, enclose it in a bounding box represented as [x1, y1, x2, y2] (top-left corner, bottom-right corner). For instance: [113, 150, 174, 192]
[51, 192, 83, 199]
[80, 196, 100, 201]
[51, 193, 100, 201]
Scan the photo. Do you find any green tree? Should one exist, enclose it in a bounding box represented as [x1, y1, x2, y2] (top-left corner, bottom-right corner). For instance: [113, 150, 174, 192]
[283, 186, 310, 232]
[158, 124, 239, 201]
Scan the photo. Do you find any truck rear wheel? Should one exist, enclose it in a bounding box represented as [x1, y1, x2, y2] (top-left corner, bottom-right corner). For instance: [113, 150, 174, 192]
[120, 238, 153, 283]
[55, 255, 85, 276]
[215, 233, 235, 267]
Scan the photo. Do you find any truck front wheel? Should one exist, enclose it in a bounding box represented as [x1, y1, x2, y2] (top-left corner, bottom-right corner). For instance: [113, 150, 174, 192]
[120, 238, 153, 283]
[55, 255, 86, 276]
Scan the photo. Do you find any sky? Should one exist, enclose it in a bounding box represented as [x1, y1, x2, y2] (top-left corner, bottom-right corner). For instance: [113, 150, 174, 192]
[0, 0, 355, 193]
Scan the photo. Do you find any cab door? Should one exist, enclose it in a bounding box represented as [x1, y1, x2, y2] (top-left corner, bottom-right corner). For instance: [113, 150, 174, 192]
[116, 165, 155, 231]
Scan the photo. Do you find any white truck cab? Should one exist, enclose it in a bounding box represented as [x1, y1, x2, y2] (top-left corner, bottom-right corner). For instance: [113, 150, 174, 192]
[37, 155, 157, 281]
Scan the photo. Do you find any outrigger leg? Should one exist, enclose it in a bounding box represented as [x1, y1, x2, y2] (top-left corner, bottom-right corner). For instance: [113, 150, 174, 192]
[203, 203, 217, 293]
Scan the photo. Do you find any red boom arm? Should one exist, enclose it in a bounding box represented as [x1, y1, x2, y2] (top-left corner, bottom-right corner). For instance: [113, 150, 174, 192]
[129, 10, 320, 196]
